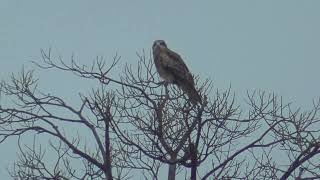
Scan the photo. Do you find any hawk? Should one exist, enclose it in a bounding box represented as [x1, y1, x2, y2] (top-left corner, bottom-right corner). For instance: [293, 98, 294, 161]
[152, 40, 201, 104]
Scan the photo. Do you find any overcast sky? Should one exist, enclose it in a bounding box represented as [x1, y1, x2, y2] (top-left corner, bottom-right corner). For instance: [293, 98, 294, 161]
[1, 0, 320, 178]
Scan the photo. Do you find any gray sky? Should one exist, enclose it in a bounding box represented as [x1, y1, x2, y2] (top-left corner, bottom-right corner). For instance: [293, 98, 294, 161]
[1, 0, 320, 178]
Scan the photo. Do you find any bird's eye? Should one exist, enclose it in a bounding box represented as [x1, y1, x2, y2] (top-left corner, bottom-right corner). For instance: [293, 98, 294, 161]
[159, 41, 166, 47]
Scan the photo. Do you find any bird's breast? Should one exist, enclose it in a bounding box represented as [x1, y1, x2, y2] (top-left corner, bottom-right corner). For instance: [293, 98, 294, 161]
[154, 54, 175, 83]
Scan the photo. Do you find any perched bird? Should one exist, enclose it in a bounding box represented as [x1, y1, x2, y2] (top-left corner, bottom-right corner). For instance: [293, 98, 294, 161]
[152, 40, 201, 104]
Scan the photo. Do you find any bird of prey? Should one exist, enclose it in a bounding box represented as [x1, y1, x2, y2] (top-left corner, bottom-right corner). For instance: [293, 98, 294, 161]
[152, 40, 201, 104]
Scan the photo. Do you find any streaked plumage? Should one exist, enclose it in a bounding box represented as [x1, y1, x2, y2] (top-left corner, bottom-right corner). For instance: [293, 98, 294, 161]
[152, 40, 201, 104]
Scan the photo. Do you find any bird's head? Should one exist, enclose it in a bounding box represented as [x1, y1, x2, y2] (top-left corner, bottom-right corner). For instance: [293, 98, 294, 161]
[152, 40, 167, 51]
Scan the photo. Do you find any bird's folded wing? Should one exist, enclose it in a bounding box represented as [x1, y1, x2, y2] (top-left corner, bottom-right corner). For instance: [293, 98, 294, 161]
[161, 49, 190, 80]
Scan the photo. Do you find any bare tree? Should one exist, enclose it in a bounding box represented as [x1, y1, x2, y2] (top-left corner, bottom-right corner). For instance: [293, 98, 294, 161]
[0, 49, 320, 180]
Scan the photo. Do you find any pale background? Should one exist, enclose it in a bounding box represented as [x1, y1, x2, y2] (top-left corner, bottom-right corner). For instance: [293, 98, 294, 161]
[0, 0, 320, 179]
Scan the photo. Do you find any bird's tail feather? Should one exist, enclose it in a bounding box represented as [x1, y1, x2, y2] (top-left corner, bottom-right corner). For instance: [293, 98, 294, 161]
[180, 83, 201, 105]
